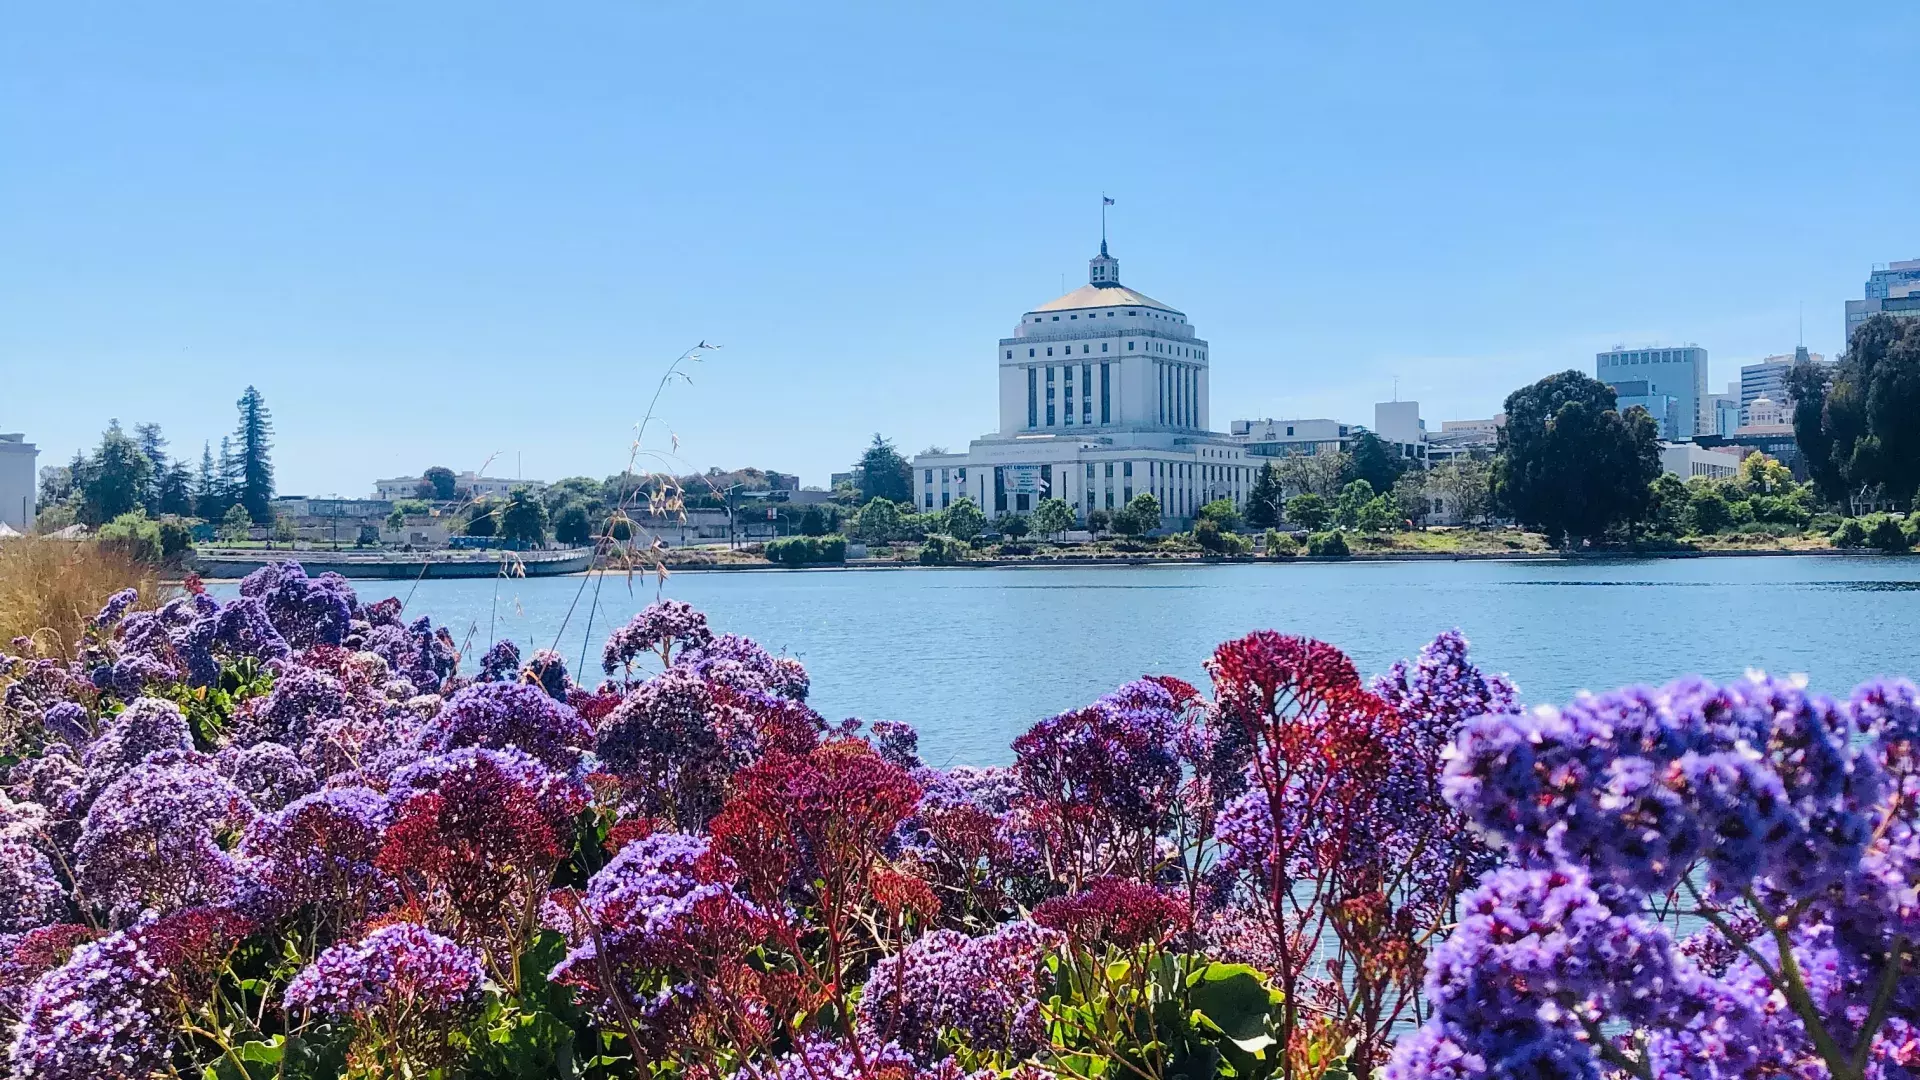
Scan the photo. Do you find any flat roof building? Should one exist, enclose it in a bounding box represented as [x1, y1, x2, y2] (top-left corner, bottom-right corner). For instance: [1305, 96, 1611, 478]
[0, 434, 37, 532]
[1597, 345, 1708, 439]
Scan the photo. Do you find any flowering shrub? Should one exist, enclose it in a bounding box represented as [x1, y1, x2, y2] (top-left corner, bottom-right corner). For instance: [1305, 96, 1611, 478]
[10, 560, 1901, 1080]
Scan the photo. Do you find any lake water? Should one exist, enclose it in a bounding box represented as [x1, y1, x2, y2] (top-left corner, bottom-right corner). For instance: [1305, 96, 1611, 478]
[222, 556, 1920, 767]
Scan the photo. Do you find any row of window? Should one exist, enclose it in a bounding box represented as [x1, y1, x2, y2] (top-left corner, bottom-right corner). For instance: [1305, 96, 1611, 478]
[1008, 341, 1209, 361]
[1158, 362, 1200, 428]
[1029, 309, 1186, 326]
[1028, 363, 1111, 429]
[1602, 350, 1700, 367]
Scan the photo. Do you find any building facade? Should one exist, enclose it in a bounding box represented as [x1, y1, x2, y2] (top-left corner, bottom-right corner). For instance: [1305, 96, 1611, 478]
[374, 471, 546, 501]
[1739, 347, 1825, 424]
[1845, 259, 1920, 344]
[911, 240, 1253, 525]
[1606, 380, 1678, 440]
[1660, 443, 1740, 481]
[0, 433, 36, 532]
[1597, 345, 1708, 439]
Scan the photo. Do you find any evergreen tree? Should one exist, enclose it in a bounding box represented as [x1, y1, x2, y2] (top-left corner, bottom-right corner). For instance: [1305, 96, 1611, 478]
[232, 387, 276, 523]
[133, 422, 169, 514]
[156, 462, 195, 517]
[1245, 462, 1284, 527]
[216, 436, 242, 515]
[854, 434, 913, 505]
[1346, 431, 1410, 494]
[76, 420, 153, 527]
[194, 442, 225, 520]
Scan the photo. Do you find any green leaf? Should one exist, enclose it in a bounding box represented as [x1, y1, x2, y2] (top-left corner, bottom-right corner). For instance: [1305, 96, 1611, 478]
[237, 1038, 284, 1064]
[1105, 959, 1132, 982]
[1188, 962, 1277, 1043]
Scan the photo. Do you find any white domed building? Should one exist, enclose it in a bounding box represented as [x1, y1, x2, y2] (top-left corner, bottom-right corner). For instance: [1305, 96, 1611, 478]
[910, 240, 1252, 526]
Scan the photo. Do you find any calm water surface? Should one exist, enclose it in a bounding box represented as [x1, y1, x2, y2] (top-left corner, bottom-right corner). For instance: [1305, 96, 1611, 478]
[224, 557, 1920, 767]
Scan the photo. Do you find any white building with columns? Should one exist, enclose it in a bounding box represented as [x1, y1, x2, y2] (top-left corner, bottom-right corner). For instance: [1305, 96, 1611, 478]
[911, 240, 1252, 526]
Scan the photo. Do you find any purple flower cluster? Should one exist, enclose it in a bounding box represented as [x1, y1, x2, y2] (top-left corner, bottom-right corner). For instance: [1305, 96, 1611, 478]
[1443, 673, 1882, 896]
[239, 562, 356, 649]
[239, 786, 393, 914]
[284, 921, 484, 1019]
[91, 588, 140, 629]
[1010, 678, 1185, 883]
[417, 680, 594, 773]
[1396, 671, 1920, 1080]
[858, 920, 1060, 1063]
[74, 754, 259, 921]
[0, 840, 64, 934]
[680, 633, 810, 701]
[601, 599, 715, 675]
[477, 639, 521, 682]
[6, 921, 177, 1080]
[523, 648, 572, 699]
[548, 831, 765, 1035]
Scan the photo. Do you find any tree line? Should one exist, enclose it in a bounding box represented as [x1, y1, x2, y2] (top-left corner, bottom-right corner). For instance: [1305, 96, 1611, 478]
[38, 387, 275, 536]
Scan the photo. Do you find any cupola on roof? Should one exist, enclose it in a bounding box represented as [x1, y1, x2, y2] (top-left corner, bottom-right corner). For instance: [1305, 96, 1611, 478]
[1027, 240, 1182, 315]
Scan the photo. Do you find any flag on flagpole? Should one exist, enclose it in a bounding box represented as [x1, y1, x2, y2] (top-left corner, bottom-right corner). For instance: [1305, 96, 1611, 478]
[1103, 196, 1115, 205]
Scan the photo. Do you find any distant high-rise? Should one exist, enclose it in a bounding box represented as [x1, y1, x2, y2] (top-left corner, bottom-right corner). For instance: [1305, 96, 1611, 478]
[1740, 346, 1826, 424]
[1597, 345, 1708, 440]
[1844, 259, 1920, 345]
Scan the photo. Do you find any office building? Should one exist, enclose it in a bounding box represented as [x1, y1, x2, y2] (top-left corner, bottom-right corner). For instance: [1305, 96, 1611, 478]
[1740, 346, 1826, 423]
[1660, 443, 1740, 481]
[0, 433, 35, 532]
[910, 232, 1252, 525]
[1707, 382, 1743, 437]
[1845, 259, 1920, 344]
[1597, 345, 1708, 439]
[1606, 380, 1678, 439]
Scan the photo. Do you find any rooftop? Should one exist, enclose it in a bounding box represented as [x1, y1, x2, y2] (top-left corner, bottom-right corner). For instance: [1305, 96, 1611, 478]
[1028, 282, 1181, 316]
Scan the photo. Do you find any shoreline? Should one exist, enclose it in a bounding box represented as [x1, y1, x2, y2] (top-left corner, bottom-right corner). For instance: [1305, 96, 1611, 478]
[178, 545, 1910, 583]
[653, 546, 1902, 571]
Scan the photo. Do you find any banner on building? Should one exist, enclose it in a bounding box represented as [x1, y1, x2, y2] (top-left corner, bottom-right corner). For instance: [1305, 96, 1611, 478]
[1003, 464, 1047, 496]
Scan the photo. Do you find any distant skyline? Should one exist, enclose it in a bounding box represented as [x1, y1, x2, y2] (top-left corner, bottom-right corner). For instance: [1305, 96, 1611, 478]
[3, 2, 1916, 494]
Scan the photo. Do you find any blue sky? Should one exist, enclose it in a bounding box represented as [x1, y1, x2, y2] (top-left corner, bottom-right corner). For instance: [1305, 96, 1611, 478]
[3, 2, 1914, 494]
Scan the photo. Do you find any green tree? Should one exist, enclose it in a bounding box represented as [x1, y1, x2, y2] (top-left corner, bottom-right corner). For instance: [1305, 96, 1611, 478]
[1285, 492, 1332, 531]
[944, 496, 985, 543]
[1195, 498, 1240, 531]
[1494, 371, 1661, 546]
[1736, 453, 1795, 497]
[799, 505, 830, 536]
[498, 487, 549, 546]
[853, 498, 903, 542]
[133, 422, 168, 514]
[1390, 471, 1429, 528]
[232, 386, 275, 523]
[154, 462, 194, 517]
[1031, 497, 1076, 538]
[1428, 458, 1494, 526]
[220, 504, 252, 542]
[423, 466, 458, 501]
[465, 498, 498, 537]
[1346, 431, 1409, 494]
[1087, 508, 1112, 534]
[855, 434, 913, 505]
[1791, 315, 1920, 508]
[76, 421, 153, 527]
[1244, 462, 1285, 528]
[192, 443, 225, 520]
[553, 503, 593, 546]
[1684, 481, 1733, 534]
[1334, 480, 1376, 529]
[271, 515, 297, 543]
[1647, 473, 1689, 537]
[999, 513, 1031, 540]
[1125, 492, 1161, 530]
